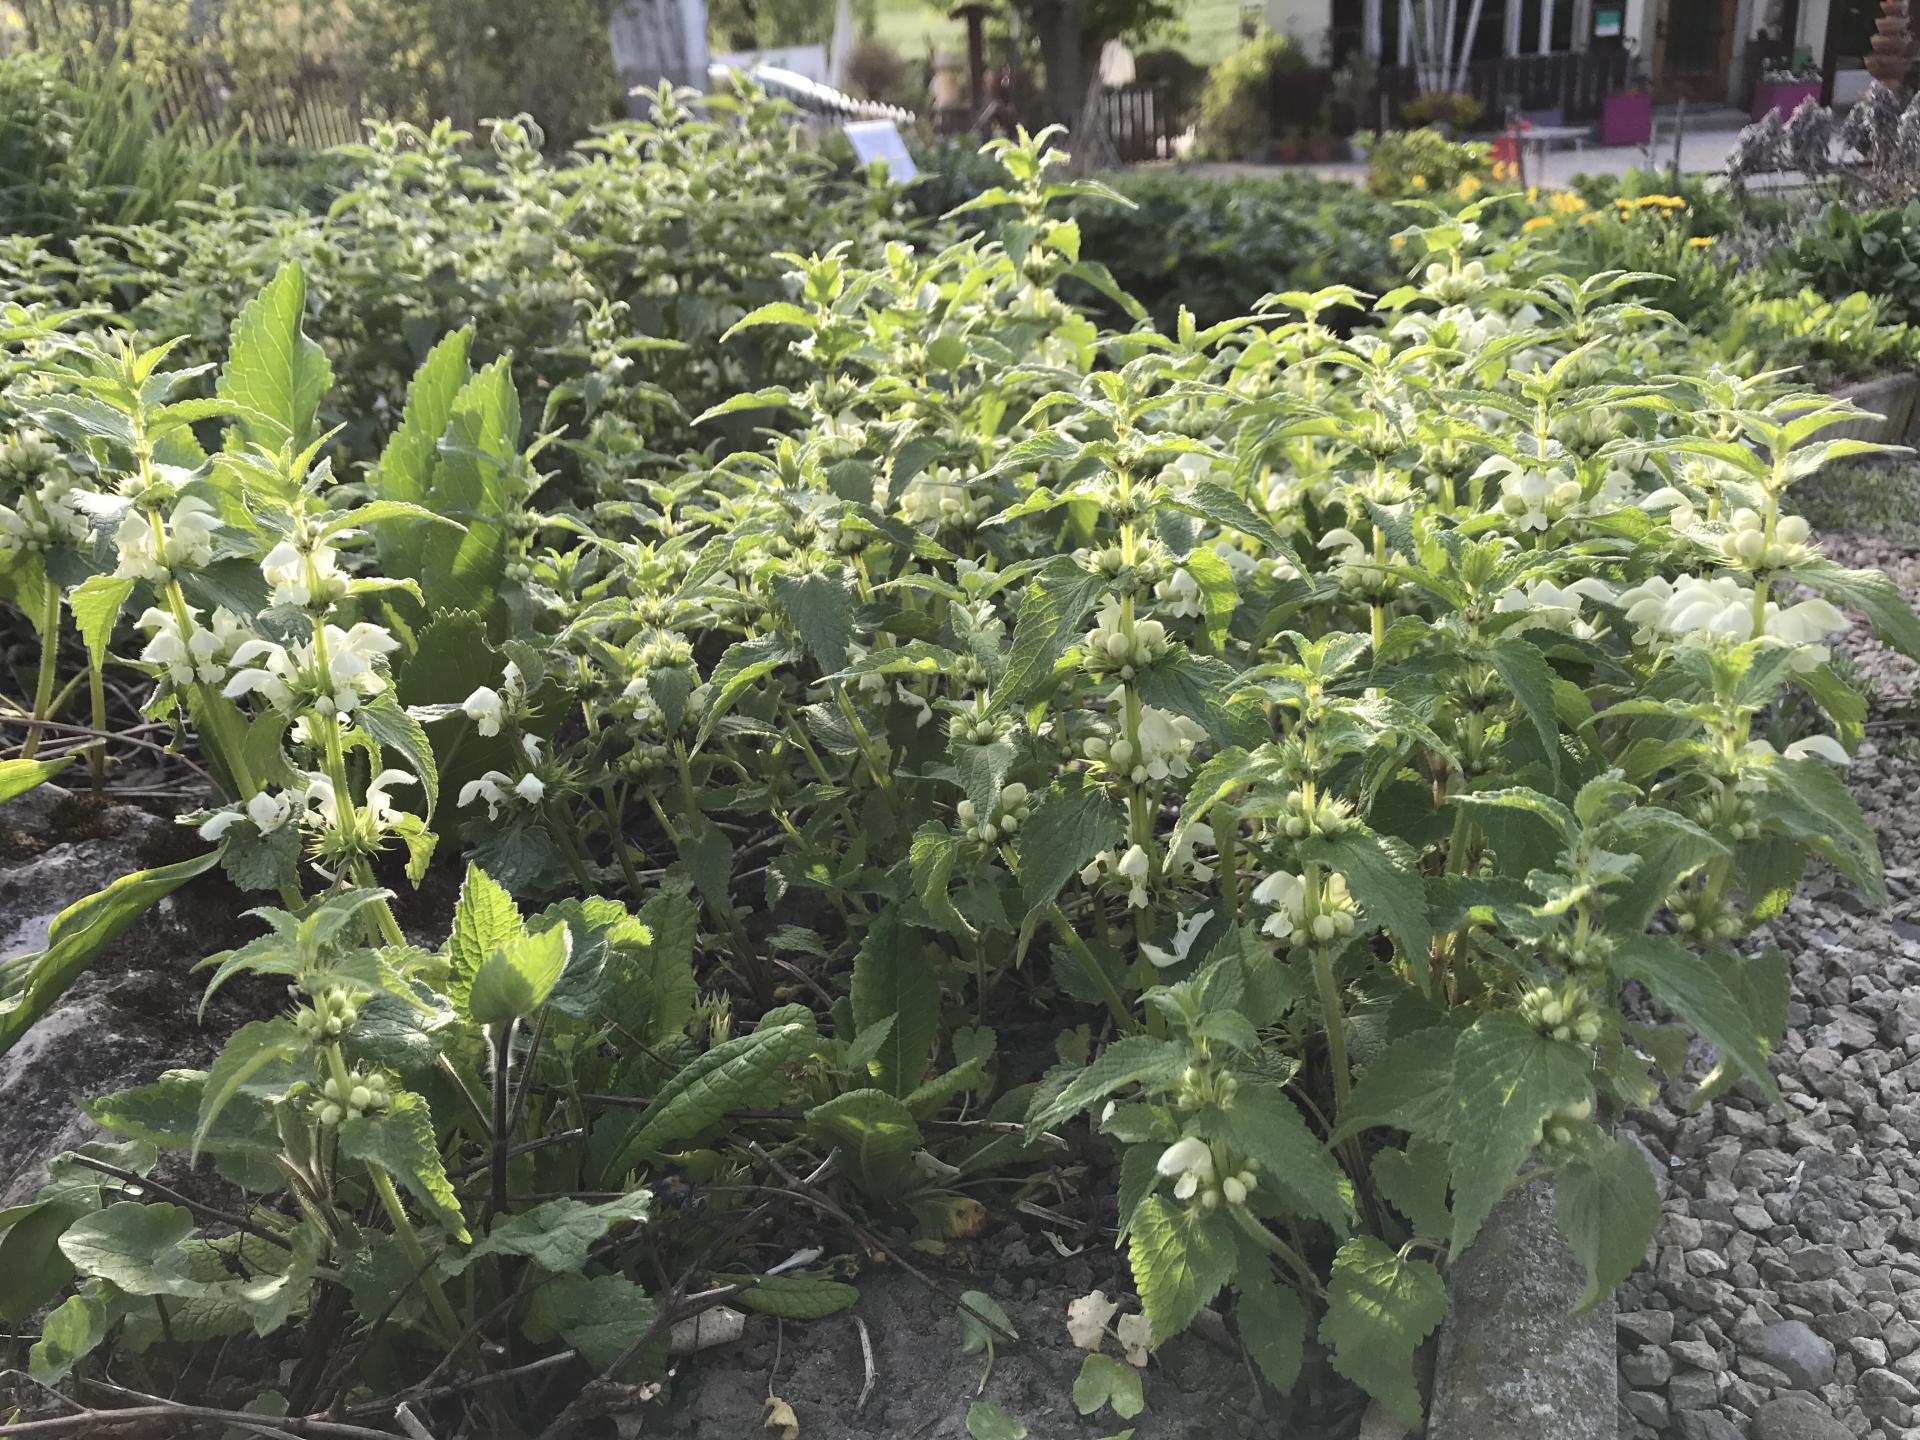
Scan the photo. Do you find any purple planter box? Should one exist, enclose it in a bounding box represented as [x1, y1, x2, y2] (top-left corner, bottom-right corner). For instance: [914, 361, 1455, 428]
[1751, 79, 1822, 121]
[1599, 91, 1652, 147]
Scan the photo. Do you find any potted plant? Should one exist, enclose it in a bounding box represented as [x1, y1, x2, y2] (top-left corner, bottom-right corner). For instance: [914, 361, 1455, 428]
[1752, 60, 1823, 120]
[1276, 124, 1305, 162]
[1601, 67, 1653, 147]
[1305, 99, 1338, 161]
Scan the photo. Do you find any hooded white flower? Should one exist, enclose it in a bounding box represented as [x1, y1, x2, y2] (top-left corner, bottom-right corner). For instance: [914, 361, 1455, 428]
[1153, 567, 1204, 619]
[1140, 907, 1215, 969]
[1618, 576, 1847, 669]
[114, 496, 219, 582]
[1156, 1136, 1214, 1201]
[459, 771, 513, 820]
[513, 772, 546, 804]
[1493, 577, 1614, 637]
[463, 686, 505, 736]
[1116, 843, 1151, 908]
[261, 539, 345, 609]
[138, 604, 246, 686]
[1133, 706, 1206, 783]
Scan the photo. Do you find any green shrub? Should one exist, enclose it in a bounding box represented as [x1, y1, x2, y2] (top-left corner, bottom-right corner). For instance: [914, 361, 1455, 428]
[1356, 126, 1493, 197]
[1195, 31, 1305, 160]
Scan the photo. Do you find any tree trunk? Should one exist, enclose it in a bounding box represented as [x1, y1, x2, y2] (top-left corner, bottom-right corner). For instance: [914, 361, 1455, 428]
[1029, 0, 1088, 128]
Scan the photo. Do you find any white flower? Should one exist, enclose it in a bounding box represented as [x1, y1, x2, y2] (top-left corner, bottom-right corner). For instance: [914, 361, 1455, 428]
[1493, 577, 1614, 637]
[1618, 575, 1847, 669]
[364, 770, 417, 826]
[1133, 706, 1206, 783]
[1784, 733, 1850, 766]
[1116, 843, 1151, 908]
[114, 496, 218, 582]
[1156, 1136, 1214, 1201]
[1140, 908, 1215, 969]
[247, 789, 295, 832]
[223, 637, 300, 711]
[513, 772, 546, 804]
[197, 809, 244, 841]
[1153, 567, 1204, 619]
[1317, 527, 1366, 564]
[261, 538, 344, 609]
[463, 686, 505, 736]
[1166, 821, 1215, 885]
[459, 771, 514, 821]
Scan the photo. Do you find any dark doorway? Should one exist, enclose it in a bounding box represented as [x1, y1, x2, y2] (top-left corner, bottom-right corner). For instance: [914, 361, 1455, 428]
[1653, 0, 1739, 100]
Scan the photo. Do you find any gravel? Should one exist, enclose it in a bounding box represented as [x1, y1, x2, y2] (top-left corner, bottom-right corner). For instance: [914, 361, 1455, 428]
[1613, 514, 1920, 1439]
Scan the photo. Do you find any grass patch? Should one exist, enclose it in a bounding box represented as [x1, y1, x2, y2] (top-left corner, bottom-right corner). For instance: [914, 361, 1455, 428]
[1797, 458, 1920, 540]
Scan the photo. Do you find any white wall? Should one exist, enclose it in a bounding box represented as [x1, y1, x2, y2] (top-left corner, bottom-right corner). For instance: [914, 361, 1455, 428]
[1266, 0, 1336, 60]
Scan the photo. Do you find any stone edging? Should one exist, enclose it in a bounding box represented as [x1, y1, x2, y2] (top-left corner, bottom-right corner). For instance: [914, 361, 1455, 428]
[1829, 372, 1920, 446]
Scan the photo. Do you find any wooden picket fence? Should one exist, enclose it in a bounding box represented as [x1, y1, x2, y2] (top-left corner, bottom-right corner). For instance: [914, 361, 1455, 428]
[142, 61, 365, 149]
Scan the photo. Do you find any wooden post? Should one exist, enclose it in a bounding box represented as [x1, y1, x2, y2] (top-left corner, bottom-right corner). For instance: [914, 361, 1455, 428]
[952, 3, 991, 113]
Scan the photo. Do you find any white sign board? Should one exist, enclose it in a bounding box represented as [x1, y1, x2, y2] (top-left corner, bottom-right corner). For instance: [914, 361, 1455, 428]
[845, 120, 918, 182]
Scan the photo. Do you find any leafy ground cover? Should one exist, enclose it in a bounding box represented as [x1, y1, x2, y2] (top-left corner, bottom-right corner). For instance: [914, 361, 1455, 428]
[0, 83, 1918, 1439]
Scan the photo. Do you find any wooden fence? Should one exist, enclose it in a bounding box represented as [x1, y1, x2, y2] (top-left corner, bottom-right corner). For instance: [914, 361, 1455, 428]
[1099, 83, 1173, 163]
[143, 62, 364, 149]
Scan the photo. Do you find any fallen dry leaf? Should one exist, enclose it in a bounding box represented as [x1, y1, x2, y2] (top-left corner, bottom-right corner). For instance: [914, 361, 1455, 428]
[763, 1396, 800, 1440]
[1115, 1312, 1153, 1368]
[1066, 1289, 1119, 1350]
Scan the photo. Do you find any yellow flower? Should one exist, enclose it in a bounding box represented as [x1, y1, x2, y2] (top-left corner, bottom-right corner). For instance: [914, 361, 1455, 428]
[1688, 236, 1714, 248]
[1491, 160, 1516, 181]
[1522, 215, 1555, 233]
[1579, 212, 1602, 225]
[1457, 174, 1482, 198]
[1549, 190, 1588, 215]
[1410, 174, 1428, 191]
[1527, 186, 1539, 204]
[1390, 234, 1408, 251]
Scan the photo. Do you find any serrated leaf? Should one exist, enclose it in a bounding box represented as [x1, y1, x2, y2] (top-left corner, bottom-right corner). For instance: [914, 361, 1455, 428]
[1016, 781, 1124, 919]
[1319, 1235, 1447, 1427]
[1027, 1035, 1187, 1131]
[1198, 1086, 1349, 1230]
[1128, 1195, 1235, 1344]
[607, 893, 698, 1043]
[466, 922, 571, 1027]
[1371, 1137, 1452, 1238]
[771, 571, 855, 670]
[1612, 934, 1781, 1102]
[1554, 1132, 1658, 1310]
[850, 909, 940, 1096]
[910, 822, 975, 938]
[521, 1271, 657, 1371]
[338, 1091, 468, 1241]
[218, 262, 330, 454]
[67, 574, 134, 671]
[1335, 1025, 1460, 1143]
[448, 864, 522, 1018]
[997, 557, 1109, 705]
[356, 693, 440, 819]
[1299, 827, 1430, 963]
[600, 1008, 817, 1181]
[1489, 636, 1560, 778]
[695, 634, 800, 752]
[1445, 1013, 1592, 1253]
[193, 1018, 302, 1161]
[1235, 1259, 1306, 1393]
[1799, 558, 1920, 661]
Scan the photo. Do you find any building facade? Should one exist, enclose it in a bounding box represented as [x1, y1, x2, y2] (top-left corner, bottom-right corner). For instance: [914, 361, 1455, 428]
[1265, 0, 1882, 108]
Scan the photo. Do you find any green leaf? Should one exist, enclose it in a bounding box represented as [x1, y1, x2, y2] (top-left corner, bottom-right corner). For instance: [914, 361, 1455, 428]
[30, 1289, 117, 1385]
[965, 1401, 1027, 1440]
[0, 850, 219, 1058]
[1299, 827, 1430, 963]
[193, 1018, 302, 1161]
[771, 571, 855, 669]
[0, 755, 71, 804]
[1371, 1138, 1453, 1239]
[722, 300, 814, 338]
[356, 693, 441, 820]
[447, 864, 523, 1018]
[1758, 757, 1885, 905]
[1016, 780, 1124, 919]
[608, 893, 699, 1043]
[1235, 1260, 1306, 1393]
[804, 1089, 921, 1198]
[218, 262, 331, 454]
[1182, 545, 1238, 650]
[1319, 1235, 1447, 1427]
[850, 909, 940, 1096]
[1612, 934, 1781, 1102]
[718, 1270, 859, 1319]
[456, 1193, 650, 1274]
[1489, 636, 1561, 779]
[466, 922, 571, 1027]
[910, 822, 975, 938]
[338, 1091, 468, 1241]
[997, 557, 1109, 705]
[695, 634, 801, 752]
[1026, 1035, 1187, 1132]
[1334, 1025, 1460, 1143]
[1074, 1352, 1145, 1419]
[1198, 1086, 1349, 1230]
[1445, 1013, 1593, 1254]
[1798, 558, 1920, 661]
[1554, 1132, 1659, 1311]
[58, 1201, 195, 1294]
[0, 1201, 79, 1322]
[417, 358, 518, 620]
[521, 1271, 657, 1372]
[1170, 480, 1293, 560]
[67, 574, 134, 671]
[1129, 1195, 1236, 1344]
[600, 1007, 817, 1181]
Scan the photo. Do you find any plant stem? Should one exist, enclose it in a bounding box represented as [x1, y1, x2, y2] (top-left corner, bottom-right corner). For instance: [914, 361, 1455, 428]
[1046, 902, 1139, 1035]
[490, 1020, 515, 1218]
[1311, 940, 1351, 1116]
[19, 577, 60, 760]
[368, 1168, 463, 1344]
